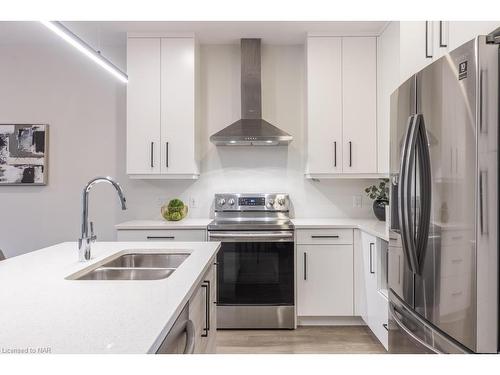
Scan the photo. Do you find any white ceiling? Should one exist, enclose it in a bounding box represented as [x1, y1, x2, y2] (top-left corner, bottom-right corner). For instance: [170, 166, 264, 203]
[0, 21, 388, 46]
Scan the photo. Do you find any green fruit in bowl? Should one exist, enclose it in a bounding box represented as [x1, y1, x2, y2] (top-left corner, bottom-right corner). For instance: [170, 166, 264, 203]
[161, 199, 188, 221]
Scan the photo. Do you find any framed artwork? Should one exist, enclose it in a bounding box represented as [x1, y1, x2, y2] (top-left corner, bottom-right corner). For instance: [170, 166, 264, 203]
[0, 124, 48, 185]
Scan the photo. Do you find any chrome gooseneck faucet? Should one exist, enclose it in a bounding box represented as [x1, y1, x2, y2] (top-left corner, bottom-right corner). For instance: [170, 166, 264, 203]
[78, 176, 127, 262]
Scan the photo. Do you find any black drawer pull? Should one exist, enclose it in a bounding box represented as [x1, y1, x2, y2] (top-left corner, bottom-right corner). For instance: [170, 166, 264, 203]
[150, 142, 154, 168]
[311, 235, 340, 239]
[146, 236, 175, 240]
[201, 280, 210, 337]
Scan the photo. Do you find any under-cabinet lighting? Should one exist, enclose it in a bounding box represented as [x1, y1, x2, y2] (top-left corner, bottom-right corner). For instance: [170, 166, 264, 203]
[40, 21, 128, 84]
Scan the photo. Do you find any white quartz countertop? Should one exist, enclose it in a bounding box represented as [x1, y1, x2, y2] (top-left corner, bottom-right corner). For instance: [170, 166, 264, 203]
[0, 241, 220, 354]
[115, 218, 388, 241]
[115, 218, 212, 230]
[291, 218, 389, 241]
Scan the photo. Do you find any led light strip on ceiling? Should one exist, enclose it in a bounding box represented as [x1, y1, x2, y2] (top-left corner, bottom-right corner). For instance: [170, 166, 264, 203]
[40, 21, 128, 83]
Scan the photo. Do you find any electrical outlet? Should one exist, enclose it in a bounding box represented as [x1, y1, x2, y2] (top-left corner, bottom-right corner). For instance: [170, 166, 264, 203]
[353, 195, 362, 208]
[189, 196, 198, 208]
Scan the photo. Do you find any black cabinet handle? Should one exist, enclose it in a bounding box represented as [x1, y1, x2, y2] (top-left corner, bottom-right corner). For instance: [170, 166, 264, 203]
[166, 142, 169, 168]
[201, 280, 210, 337]
[383, 323, 389, 331]
[311, 235, 340, 239]
[439, 21, 447, 47]
[425, 21, 433, 58]
[303, 252, 307, 280]
[146, 236, 175, 240]
[369, 243, 375, 274]
[150, 142, 154, 168]
[333, 141, 337, 167]
[349, 141, 352, 167]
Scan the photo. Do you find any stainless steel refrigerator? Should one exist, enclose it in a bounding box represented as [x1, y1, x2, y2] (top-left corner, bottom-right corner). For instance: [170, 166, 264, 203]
[388, 34, 499, 353]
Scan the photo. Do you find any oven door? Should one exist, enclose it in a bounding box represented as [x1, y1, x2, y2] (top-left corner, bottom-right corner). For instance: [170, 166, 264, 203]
[208, 231, 294, 306]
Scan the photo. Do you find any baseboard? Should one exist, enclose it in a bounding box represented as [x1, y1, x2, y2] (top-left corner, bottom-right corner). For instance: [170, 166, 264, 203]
[297, 316, 366, 326]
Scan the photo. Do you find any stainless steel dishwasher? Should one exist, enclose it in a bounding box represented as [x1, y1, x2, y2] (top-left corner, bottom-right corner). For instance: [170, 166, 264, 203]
[156, 304, 195, 354]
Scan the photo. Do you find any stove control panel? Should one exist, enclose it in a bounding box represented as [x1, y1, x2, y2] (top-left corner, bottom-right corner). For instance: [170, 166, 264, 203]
[214, 193, 289, 211]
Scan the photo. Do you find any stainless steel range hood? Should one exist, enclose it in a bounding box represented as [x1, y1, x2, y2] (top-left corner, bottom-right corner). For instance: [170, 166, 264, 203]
[210, 39, 293, 146]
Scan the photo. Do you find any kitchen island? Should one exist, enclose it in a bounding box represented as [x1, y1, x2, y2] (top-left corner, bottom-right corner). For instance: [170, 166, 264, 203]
[0, 241, 220, 354]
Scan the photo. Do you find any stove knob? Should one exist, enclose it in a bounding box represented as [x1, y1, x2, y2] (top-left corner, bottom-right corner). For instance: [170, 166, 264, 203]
[228, 198, 235, 206]
[277, 198, 286, 206]
[218, 198, 226, 206]
[268, 199, 275, 206]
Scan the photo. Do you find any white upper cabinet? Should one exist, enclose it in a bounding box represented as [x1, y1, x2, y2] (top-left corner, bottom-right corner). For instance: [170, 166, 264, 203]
[399, 21, 500, 83]
[399, 21, 433, 82]
[448, 21, 500, 51]
[306, 37, 343, 174]
[127, 35, 199, 179]
[306, 36, 378, 178]
[160, 38, 198, 176]
[342, 37, 377, 174]
[127, 38, 161, 175]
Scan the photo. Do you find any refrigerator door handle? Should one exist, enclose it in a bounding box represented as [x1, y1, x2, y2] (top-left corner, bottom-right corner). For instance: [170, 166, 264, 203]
[399, 115, 420, 274]
[389, 302, 443, 354]
[414, 114, 432, 267]
[479, 170, 488, 235]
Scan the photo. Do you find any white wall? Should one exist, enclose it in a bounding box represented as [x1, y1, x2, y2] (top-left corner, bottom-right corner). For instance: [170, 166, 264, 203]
[0, 22, 124, 257]
[376, 21, 400, 174]
[0, 23, 375, 257]
[116, 44, 374, 223]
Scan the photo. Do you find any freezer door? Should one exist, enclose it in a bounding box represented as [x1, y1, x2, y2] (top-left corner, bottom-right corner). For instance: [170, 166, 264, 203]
[388, 290, 471, 353]
[388, 76, 416, 307]
[415, 39, 478, 351]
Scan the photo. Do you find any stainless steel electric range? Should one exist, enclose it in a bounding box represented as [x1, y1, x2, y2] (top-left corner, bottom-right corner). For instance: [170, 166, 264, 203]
[208, 193, 295, 329]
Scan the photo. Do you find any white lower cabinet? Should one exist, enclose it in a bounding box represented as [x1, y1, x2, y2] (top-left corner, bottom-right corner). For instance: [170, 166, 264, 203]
[189, 260, 217, 354]
[355, 230, 388, 350]
[297, 244, 354, 316]
[296, 228, 354, 317]
[116, 229, 206, 242]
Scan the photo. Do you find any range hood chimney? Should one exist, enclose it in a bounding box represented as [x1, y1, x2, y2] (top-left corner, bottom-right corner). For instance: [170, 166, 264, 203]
[209, 39, 293, 146]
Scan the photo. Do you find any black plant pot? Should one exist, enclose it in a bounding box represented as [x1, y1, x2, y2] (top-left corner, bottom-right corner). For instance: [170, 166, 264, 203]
[373, 199, 388, 221]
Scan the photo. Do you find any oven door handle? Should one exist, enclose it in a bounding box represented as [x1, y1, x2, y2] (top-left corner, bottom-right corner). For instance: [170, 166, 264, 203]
[208, 232, 294, 242]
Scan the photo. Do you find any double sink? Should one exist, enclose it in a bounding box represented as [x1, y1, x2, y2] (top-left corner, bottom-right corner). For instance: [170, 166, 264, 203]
[68, 252, 190, 281]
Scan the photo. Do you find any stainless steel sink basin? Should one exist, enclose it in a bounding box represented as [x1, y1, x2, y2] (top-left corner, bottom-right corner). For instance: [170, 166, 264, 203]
[68, 251, 191, 281]
[101, 253, 189, 269]
[76, 267, 175, 280]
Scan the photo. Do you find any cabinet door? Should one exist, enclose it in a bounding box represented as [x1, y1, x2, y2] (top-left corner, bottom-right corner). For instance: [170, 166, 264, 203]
[361, 231, 377, 324]
[297, 244, 353, 316]
[432, 21, 449, 60]
[203, 263, 217, 354]
[188, 262, 217, 354]
[399, 21, 433, 82]
[361, 232, 389, 349]
[448, 21, 500, 51]
[189, 281, 207, 354]
[127, 38, 161, 175]
[354, 230, 368, 321]
[306, 37, 343, 174]
[342, 37, 377, 174]
[371, 290, 389, 350]
[160, 38, 198, 176]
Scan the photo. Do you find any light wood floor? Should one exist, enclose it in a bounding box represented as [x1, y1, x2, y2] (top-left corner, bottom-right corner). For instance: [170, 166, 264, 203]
[216, 326, 387, 354]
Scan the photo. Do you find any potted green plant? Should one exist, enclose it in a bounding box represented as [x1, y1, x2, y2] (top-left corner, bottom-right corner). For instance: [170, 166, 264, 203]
[364, 179, 389, 221]
[161, 198, 188, 221]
